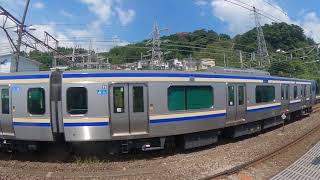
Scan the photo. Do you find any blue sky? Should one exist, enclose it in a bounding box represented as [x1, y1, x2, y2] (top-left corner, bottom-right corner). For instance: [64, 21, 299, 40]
[1, 0, 320, 53]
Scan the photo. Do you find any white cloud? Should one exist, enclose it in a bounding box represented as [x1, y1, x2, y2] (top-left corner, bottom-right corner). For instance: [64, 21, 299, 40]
[211, 0, 291, 34]
[33, 1, 45, 9]
[80, 0, 113, 25]
[60, 10, 73, 19]
[29, 23, 72, 48]
[79, 0, 136, 26]
[116, 8, 136, 26]
[301, 12, 320, 42]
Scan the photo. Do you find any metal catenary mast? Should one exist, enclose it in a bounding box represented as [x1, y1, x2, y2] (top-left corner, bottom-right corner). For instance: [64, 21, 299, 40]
[253, 6, 270, 68]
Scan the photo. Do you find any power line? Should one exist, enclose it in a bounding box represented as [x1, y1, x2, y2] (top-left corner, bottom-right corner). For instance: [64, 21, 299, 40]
[225, 0, 279, 22]
[261, 0, 288, 16]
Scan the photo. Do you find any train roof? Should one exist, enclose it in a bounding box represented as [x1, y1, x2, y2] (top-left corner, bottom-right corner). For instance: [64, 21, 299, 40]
[0, 69, 314, 83]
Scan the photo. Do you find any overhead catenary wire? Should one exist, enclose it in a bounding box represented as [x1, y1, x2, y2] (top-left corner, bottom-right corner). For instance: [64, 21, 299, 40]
[224, 0, 279, 23]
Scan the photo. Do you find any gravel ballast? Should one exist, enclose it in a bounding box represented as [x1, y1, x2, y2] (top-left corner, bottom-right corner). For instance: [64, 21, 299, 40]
[0, 108, 320, 180]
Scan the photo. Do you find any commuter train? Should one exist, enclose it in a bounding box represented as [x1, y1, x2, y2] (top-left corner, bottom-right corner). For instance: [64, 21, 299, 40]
[0, 68, 317, 153]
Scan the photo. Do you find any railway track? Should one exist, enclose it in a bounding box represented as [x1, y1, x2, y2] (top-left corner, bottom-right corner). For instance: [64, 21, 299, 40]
[201, 105, 320, 180]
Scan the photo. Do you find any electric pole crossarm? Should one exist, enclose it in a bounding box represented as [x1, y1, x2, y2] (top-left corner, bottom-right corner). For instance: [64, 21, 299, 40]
[2, 28, 18, 52]
[24, 31, 70, 62]
[0, 6, 23, 25]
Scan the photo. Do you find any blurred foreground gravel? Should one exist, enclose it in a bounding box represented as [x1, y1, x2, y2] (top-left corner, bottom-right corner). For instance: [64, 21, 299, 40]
[0, 108, 319, 180]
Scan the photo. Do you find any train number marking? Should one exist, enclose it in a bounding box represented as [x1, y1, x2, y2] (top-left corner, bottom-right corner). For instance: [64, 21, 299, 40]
[97, 89, 108, 96]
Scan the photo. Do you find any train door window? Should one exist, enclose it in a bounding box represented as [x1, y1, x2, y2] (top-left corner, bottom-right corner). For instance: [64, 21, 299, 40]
[285, 86, 289, 100]
[281, 86, 289, 100]
[256, 86, 275, 103]
[168, 86, 186, 111]
[238, 85, 244, 105]
[67, 87, 88, 114]
[186, 86, 213, 110]
[133, 86, 144, 112]
[113, 87, 125, 113]
[228, 85, 235, 106]
[1, 89, 9, 114]
[28, 88, 45, 115]
[294, 86, 298, 99]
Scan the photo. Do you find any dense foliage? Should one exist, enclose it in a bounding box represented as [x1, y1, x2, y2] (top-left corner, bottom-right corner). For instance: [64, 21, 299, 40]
[27, 22, 320, 86]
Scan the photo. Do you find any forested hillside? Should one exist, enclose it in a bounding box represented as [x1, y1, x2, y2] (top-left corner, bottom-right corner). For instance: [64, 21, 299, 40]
[28, 22, 319, 84]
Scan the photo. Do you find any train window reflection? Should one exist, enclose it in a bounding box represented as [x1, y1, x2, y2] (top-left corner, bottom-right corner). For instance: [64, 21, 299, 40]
[1, 89, 9, 114]
[28, 88, 45, 115]
[133, 86, 144, 113]
[294, 86, 298, 99]
[256, 86, 275, 103]
[67, 87, 88, 114]
[228, 85, 235, 106]
[168, 86, 213, 111]
[238, 86, 244, 105]
[114, 87, 125, 113]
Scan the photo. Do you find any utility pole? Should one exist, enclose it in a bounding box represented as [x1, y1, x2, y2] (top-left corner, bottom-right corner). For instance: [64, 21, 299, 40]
[15, 0, 30, 72]
[253, 6, 270, 68]
[223, 52, 226, 68]
[44, 31, 59, 67]
[239, 50, 243, 69]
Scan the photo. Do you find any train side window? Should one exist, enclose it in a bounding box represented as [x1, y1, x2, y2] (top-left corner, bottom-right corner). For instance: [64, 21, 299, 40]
[294, 86, 298, 99]
[186, 86, 213, 110]
[28, 88, 46, 115]
[133, 86, 144, 112]
[281, 86, 285, 100]
[168, 86, 186, 111]
[67, 87, 88, 114]
[1, 89, 9, 114]
[168, 86, 213, 111]
[113, 87, 125, 113]
[256, 86, 275, 103]
[238, 85, 244, 105]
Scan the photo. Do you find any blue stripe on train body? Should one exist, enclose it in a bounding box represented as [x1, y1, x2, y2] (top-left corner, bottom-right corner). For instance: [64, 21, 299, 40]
[150, 113, 226, 124]
[64, 122, 109, 127]
[62, 72, 312, 83]
[247, 105, 281, 113]
[290, 101, 302, 105]
[13, 122, 51, 127]
[0, 74, 49, 80]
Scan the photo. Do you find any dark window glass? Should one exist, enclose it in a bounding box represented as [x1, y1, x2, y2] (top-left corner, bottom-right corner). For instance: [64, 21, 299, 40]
[1, 89, 9, 114]
[186, 86, 213, 110]
[228, 85, 235, 106]
[168, 86, 213, 111]
[133, 86, 144, 112]
[281, 85, 289, 100]
[310, 85, 312, 94]
[285, 86, 289, 100]
[168, 86, 186, 111]
[238, 86, 245, 105]
[67, 87, 87, 114]
[28, 88, 45, 115]
[294, 86, 298, 99]
[256, 86, 275, 103]
[114, 87, 125, 113]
